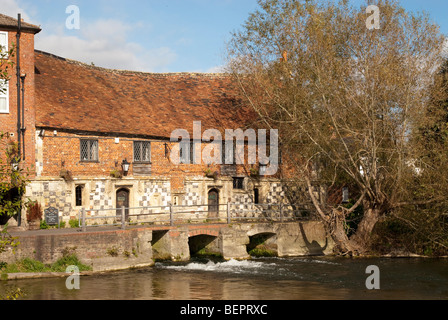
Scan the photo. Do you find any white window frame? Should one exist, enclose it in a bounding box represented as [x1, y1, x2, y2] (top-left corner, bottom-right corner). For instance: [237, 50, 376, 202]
[0, 31, 8, 56]
[0, 80, 9, 114]
[0, 32, 9, 113]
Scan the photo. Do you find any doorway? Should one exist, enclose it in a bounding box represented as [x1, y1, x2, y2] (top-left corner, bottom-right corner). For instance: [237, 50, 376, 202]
[116, 188, 130, 218]
[208, 188, 219, 219]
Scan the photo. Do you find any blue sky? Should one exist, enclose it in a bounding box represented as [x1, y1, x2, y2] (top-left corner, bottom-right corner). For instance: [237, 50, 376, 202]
[2, 0, 448, 73]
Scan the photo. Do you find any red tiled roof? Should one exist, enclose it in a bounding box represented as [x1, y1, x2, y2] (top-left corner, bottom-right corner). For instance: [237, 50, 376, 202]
[34, 50, 254, 139]
[0, 13, 41, 33]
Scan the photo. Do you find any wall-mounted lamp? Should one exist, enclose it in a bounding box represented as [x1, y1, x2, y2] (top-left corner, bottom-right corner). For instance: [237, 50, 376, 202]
[121, 159, 130, 176]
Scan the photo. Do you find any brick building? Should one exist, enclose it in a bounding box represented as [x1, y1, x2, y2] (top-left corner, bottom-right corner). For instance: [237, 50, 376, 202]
[0, 14, 40, 173]
[1, 14, 290, 227]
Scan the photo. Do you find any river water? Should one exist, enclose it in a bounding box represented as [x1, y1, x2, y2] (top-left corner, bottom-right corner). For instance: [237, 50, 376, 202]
[4, 257, 448, 300]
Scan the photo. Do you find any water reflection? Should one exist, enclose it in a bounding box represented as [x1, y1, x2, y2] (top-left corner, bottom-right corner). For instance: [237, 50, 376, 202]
[2, 257, 447, 300]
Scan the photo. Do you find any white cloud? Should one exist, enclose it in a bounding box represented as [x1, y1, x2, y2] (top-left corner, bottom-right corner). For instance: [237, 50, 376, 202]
[206, 65, 225, 73]
[35, 18, 178, 72]
[0, 0, 31, 21]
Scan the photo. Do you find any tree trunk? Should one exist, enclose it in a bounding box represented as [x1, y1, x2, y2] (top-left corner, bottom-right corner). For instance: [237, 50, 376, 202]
[326, 209, 362, 255]
[325, 205, 381, 256]
[350, 206, 381, 251]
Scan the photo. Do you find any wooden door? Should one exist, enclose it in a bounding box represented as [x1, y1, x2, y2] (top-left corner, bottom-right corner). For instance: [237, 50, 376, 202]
[208, 189, 219, 218]
[116, 188, 130, 218]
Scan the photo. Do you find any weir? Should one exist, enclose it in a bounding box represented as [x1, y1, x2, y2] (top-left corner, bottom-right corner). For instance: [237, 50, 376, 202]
[1, 221, 334, 272]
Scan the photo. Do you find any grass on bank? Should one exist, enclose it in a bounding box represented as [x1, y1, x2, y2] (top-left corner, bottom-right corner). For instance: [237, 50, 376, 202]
[0, 254, 92, 274]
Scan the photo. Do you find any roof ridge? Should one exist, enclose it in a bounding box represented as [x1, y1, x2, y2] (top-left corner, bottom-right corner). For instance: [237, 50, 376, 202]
[35, 49, 228, 78]
[0, 13, 41, 32]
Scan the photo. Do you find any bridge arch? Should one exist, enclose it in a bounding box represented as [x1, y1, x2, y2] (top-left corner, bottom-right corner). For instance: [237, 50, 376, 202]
[188, 230, 220, 257]
[246, 232, 278, 257]
[188, 228, 220, 238]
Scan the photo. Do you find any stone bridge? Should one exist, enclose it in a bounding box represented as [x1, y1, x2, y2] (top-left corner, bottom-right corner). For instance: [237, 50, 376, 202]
[2, 221, 334, 272]
[152, 221, 333, 261]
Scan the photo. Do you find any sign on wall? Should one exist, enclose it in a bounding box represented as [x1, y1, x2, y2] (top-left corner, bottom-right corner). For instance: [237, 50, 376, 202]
[44, 207, 59, 226]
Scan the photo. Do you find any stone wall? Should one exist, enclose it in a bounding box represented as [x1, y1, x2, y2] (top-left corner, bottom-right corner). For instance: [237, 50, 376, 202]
[0, 221, 334, 272]
[0, 227, 153, 272]
[23, 176, 294, 225]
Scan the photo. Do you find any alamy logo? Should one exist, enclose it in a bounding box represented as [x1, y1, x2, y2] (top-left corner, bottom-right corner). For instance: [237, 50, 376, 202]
[66, 265, 80, 290]
[170, 121, 279, 176]
[366, 5, 380, 30]
[365, 265, 380, 290]
[66, 5, 80, 30]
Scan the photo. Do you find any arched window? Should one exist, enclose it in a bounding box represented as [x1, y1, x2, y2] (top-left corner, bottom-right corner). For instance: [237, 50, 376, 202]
[75, 185, 84, 207]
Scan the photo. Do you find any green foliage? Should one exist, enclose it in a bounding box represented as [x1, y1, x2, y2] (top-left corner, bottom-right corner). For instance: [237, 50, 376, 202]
[40, 219, 66, 229]
[69, 219, 79, 228]
[106, 246, 119, 257]
[39, 220, 49, 229]
[248, 247, 277, 257]
[1, 254, 92, 274]
[0, 133, 30, 221]
[0, 224, 19, 255]
[0, 288, 24, 300]
[110, 169, 123, 179]
[50, 254, 91, 272]
[0, 43, 15, 94]
[341, 200, 364, 237]
[371, 212, 448, 257]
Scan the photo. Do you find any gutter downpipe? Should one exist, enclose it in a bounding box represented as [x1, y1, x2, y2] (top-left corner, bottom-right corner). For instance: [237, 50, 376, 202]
[16, 14, 22, 227]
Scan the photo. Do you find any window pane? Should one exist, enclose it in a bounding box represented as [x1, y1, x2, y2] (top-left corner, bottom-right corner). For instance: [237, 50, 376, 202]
[75, 186, 83, 206]
[233, 177, 244, 189]
[0, 33, 6, 52]
[142, 142, 150, 161]
[180, 141, 190, 164]
[80, 140, 88, 161]
[90, 140, 98, 161]
[0, 97, 6, 112]
[134, 142, 142, 162]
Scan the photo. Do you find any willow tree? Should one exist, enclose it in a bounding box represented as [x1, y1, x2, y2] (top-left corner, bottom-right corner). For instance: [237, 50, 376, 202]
[226, 0, 447, 255]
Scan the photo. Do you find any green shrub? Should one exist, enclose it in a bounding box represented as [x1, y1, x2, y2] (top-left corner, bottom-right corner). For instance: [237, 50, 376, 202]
[40, 220, 49, 229]
[69, 219, 79, 228]
[51, 254, 91, 272]
[1, 254, 91, 274]
[107, 247, 119, 257]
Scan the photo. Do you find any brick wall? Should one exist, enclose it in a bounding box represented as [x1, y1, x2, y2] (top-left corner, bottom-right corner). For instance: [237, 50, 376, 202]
[21, 129, 292, 223]
[36, 130, 254, 192]
[0, 30, 36, 175]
